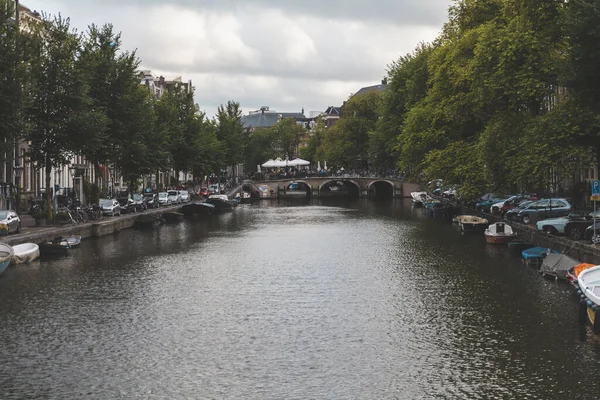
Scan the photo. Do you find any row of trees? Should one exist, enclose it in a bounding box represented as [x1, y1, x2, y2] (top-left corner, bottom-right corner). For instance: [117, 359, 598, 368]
[0, 2, 245, 217]
[298, 0, 600, 202]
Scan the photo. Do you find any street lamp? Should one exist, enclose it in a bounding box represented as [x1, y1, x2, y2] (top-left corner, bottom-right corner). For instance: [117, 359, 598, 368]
[13, 164, 22, 213]
[69, 166, 77, 206]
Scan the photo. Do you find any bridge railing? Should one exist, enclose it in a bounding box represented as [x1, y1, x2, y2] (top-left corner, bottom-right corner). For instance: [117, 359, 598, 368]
[258, 173, 405, 181]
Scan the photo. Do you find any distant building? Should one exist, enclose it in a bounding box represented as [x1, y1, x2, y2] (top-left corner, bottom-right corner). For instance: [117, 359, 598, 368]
[241, 106, 308, 131]
[321, 106, 342, 128]
[351, 82, 388, 98]
[17, 3, 42, 33]
[139, 70, 194, 99]
[341, 80, 388, 117]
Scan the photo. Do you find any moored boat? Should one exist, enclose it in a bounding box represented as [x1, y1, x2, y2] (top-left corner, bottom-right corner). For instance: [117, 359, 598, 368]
[240, 191, 254, 204]
[0, 243, 14, 276]
[206, 194, 237, 212]
[577, 265, 600, 333]
[39, 237, 71, 255]
[521, 247, 558, 267]
[411, 191, 430, 206]
[540, 253, 580, 280]
[181, 202, 215, 216]
[458, 215, 489, 232]
[12, 243, 40, 264]
[484, 222, 517, 244]
[64, 235, 81, 248]
[567, 263, 595, 287]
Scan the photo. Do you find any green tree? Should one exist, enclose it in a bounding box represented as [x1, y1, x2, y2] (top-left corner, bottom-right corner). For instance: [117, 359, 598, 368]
[113, 82, 156, 195]
[267, 118, 305, 160]
[0, 0, 25, 168]
[319, 91, 383, 172]
[24, 15, 91, 218]
[245, 128, 275, 174]
[215, 100, 244, 175]
[78, 24, 151, 195]
[299, 118, 326, 164]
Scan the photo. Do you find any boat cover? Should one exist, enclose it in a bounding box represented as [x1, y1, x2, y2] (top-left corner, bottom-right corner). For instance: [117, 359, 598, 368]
[574, 263, 596, 277]
[540, 253, 580, 280]
[522, 247, 558, 260]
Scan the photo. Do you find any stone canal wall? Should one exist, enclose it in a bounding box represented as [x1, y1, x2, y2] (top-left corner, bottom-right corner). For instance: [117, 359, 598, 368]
[0, 206, 180, 247]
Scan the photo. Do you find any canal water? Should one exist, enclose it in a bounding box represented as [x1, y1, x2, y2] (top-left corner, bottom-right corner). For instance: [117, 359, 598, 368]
[0, 199, 598, 399]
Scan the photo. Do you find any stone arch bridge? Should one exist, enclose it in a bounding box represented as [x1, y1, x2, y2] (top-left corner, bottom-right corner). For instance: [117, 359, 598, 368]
[246, 177, 421, 199]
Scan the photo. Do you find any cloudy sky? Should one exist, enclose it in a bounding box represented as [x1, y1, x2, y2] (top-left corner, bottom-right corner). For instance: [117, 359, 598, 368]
[24, 0, 453, 118]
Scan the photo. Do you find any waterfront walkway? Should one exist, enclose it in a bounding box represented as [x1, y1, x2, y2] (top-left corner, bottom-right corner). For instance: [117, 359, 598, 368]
[0, 203, 184, 247]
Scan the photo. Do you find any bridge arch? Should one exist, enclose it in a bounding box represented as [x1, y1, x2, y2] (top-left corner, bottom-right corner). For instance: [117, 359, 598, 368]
[368, 180, 395, 199]
[284, 180, 312, 198]
[319, 179, 361, 198]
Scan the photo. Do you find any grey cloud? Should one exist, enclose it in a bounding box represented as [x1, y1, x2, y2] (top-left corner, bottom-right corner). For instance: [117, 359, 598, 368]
[47, 0, 451, 26]
[24, 0, 451, 117]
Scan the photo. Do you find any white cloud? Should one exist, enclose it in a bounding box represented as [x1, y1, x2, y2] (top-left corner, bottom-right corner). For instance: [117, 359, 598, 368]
[23, 0, 452, 117]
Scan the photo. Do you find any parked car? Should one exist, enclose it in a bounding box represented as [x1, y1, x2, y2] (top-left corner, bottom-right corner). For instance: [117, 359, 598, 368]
[0, 210, 20, 235]
[158, 192, 172, 206]
[504, 200, 536, 221]
[117, 197, 137, 213]
[516, 198, 573, 225]
[178, 190, 190, 203]
[442, 187, 457, 199]
[536, 211, 588, 235]
[99, 198, 121, 216]
[491, 195, 534, 215]
[585, 223, 600, 242]
[199, 186, 209, 198]
[132, 193, 147, 211]
[475, 195, 511, 213]
[168, 190, 181, 204]
[564, 211, 600, 240]
[143, 192, 159, 209]
[208, 184, 219, 195]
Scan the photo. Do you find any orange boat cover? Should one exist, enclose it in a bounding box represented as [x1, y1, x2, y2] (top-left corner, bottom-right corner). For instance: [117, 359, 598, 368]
[574, 263, 596, 277]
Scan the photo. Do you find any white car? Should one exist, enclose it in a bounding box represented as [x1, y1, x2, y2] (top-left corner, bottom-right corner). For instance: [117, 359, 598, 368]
[491, 200, 506, 215]
[167, 190, 181, 204]
[158, 192, 172, 206]
[99, 198, 121, 216]
[178, 190, 190, 202]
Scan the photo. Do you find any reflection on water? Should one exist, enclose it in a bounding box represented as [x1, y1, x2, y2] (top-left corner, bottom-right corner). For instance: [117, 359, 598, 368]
[0, 199, 597, 399]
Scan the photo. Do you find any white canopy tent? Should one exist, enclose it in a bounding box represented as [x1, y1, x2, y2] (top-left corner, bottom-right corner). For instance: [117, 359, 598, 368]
[289, 158, 310, 167]
[261, 157, 287, 168]
[261, 159, 277, 168]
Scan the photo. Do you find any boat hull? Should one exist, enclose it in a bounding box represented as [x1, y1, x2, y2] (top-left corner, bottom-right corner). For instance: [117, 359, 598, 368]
[460, 222, 487, 232]
[181, 202, 215, 216]
[0, 243, 15, 275]
[206, 198, 235, 212]
[484, 234, 515, 244]
[12, 243, 40, 264]
[0, 258, 10, 275]
[39, 240, 71, 255]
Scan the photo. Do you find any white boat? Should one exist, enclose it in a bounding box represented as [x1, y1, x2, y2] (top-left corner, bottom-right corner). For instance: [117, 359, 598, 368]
[577, 265, 600, 333]
[11, 243, 40, 264]
[458, 215, 488, 232]
[484, 222, 517, 244]
[411, 191, 431, 206]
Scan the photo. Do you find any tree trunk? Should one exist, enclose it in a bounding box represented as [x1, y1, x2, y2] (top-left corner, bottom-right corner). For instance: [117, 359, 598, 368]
[45, 157, 53, 220]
